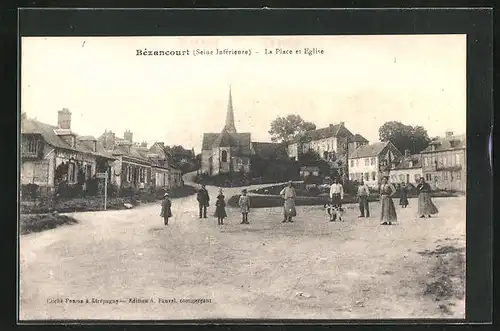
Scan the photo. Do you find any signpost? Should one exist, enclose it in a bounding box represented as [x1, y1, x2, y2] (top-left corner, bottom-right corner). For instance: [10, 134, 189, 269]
[96, 172, 108, 210]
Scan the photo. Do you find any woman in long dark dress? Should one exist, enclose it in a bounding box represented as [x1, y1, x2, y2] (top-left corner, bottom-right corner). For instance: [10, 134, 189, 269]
[215, 189, 227, 225]
[160, 193, 172, 225]
[399, 182, 409, 208]
[416, 177, 439, 218]
[379, 176, 397, 225]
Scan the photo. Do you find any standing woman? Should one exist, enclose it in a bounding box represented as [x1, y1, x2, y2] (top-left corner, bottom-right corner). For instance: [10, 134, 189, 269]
[416, 177, 439, 218]
[399, 182, 409, 208]
[215, 188, 227, 225]
[160, 192, 172, 225]
[280, 181, 297, 223]
[379, 176, 397, 225]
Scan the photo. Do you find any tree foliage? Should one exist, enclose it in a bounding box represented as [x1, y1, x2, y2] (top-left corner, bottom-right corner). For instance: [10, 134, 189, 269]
[378, 121, 431, 154]
[268, 114, 316, 143]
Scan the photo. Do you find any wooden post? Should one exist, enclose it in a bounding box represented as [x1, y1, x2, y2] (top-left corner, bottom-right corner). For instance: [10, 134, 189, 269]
[104, 170, 108, 211]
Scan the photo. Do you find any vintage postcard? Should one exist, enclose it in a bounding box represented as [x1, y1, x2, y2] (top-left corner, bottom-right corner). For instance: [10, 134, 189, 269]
[19, 35, 466, 321]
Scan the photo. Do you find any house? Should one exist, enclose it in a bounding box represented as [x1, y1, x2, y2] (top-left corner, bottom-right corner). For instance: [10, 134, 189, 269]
[287, 122, 369, 178]
[20, 109, 116, 195]
[250, 142, 288, 160]
[420, 132, 466, 192]
[97, 131, 183, 191]
[201, 88, 287, 177]
[348, 141, 403, 188]
[389, 150, 423, 185]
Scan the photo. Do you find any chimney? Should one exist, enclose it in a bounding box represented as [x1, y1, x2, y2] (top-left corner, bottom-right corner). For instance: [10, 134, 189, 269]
[21, 112, 27, 120]
[404, 149, 411, 157]
[124, 130, 133, 143]
[57, 108, 72, 130]
[340, 121, 345, 127]
[329, 124, 333, 128]
[104, 131, 115, 150]
[141, 141, 147, 148]
[445, 131, 454, 138]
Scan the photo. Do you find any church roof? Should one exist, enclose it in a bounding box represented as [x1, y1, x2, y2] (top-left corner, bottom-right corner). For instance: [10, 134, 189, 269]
[202, 133, 220, 150]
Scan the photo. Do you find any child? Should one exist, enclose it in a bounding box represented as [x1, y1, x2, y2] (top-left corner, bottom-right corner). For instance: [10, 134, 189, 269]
[215, 189, 227, 225]
[324, 203, 344, 222]
[238, 189, 251, 224]
[160, 192, 172, 225]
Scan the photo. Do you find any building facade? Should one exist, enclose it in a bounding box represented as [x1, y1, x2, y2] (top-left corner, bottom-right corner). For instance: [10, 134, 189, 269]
[21, 109, 116, 195]
[348, 141, 402, 188]
[201, 88, 287, 177]
[287, 123, 368, 179]
[389, 151, 423, 185]
[420, 132, 466, 192]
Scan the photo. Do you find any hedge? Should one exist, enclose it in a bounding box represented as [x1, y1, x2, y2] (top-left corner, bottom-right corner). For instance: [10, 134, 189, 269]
[20, 213, 79, 235]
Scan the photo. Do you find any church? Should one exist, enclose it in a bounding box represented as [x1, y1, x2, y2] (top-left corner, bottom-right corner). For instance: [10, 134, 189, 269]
[201, 88, 288, 177]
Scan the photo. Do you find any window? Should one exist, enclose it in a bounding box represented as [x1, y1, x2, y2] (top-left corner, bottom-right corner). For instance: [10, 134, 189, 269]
[68, 162, 76, 183]
[423, 157, 428, 166]
[139, 168, 145, 183]
[455, 154, 460, 165]
[371, 171, 376, 181]
[414, 174, 420, 182]
[364, 158, 369, 166]
[22, 136, 41, 156]
[355, 159, 359, 167]
[221, 150, 228, 162]
[443, 171, 448, 180]
[350, 173, 354, 180]
[126, 165, 132, 182]
[371, 158, 375, 165]
[350, 160, 354, 167]
[456, 171, 461, 180]
[425, 173, 432, 181]
[399, 174, 405, 182]
[442, 155, 447, 166]
[364, 172, 369, 181]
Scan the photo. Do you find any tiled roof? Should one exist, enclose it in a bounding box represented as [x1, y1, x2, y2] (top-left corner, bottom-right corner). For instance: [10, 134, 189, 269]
[202, 133, 220, 150]
[421, 134, 466, 153]
[352, 133, 369, 143]
[251, 142, 288, 159]
[394, 154, 421, 170]
[21, 118, 114, 159]
[349, 141, 388, 158]
[204, 131, 252, 155]
[291, 123, 354, 144]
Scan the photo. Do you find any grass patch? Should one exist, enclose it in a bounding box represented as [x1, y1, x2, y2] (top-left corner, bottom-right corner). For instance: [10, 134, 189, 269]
[20, 185, 197, 215]
[418, 244, 466, 314]
[20, 213, 79, 235]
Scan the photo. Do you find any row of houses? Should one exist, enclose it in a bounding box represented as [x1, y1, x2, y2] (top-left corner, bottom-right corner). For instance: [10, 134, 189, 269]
[20, 108, 183, 196]
[347, 131, 466, 192]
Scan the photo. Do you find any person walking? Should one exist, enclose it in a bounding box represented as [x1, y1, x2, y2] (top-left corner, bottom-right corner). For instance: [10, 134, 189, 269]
[215, 189, 227, 225]
[379, 176, 397, 225]
[280, 181, 297, 223]
[329, 178, 344, 208]
[197, 184, 210, 219]
[238, 189, 251, 224]
[357, 180, 370, 217]
[416, 177, 439, 218]
[160, 192, 172, 225]
[399, 182, 409, 208]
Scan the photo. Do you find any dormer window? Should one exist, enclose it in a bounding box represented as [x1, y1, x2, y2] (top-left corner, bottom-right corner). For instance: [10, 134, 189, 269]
[22, 135, 43, 158]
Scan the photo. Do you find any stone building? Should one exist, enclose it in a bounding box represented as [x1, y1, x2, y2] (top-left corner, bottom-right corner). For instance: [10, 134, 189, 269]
[389, 150, 423, 185]
[420, 132, 466, 192]
[287, 122, 368, 179]
[20, 109, 115, 195]
[201, 88, 287, 177]
[348, 141, 402, 188]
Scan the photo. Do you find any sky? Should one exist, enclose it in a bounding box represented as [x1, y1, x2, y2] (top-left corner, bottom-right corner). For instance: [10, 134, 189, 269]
[21, 35, 466, 154]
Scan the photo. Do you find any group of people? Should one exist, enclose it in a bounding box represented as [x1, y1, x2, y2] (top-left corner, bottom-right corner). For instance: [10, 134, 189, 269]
[159, 177, 439, 227]
[353, 176, 439, 225]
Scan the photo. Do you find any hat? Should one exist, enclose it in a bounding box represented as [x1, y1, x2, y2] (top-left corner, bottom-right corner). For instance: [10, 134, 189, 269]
[164, 192, 169, 197]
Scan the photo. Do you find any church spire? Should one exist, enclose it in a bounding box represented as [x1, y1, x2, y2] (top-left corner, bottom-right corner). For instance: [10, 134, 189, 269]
[223, 85, 237, 133]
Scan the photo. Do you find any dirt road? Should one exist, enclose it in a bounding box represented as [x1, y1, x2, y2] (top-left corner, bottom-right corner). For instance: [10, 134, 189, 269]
[19, 178, 465, 320]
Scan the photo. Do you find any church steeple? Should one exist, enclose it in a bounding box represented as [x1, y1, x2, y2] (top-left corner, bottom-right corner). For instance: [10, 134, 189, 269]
[223, 85, 237, 133]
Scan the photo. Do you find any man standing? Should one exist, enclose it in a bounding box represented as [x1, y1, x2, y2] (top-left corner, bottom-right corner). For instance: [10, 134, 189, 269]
[197, 184, 210, 218]
[280, 181, 297, 223]
[329, 178, 344, 208]
[357, 180, 370, 217]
